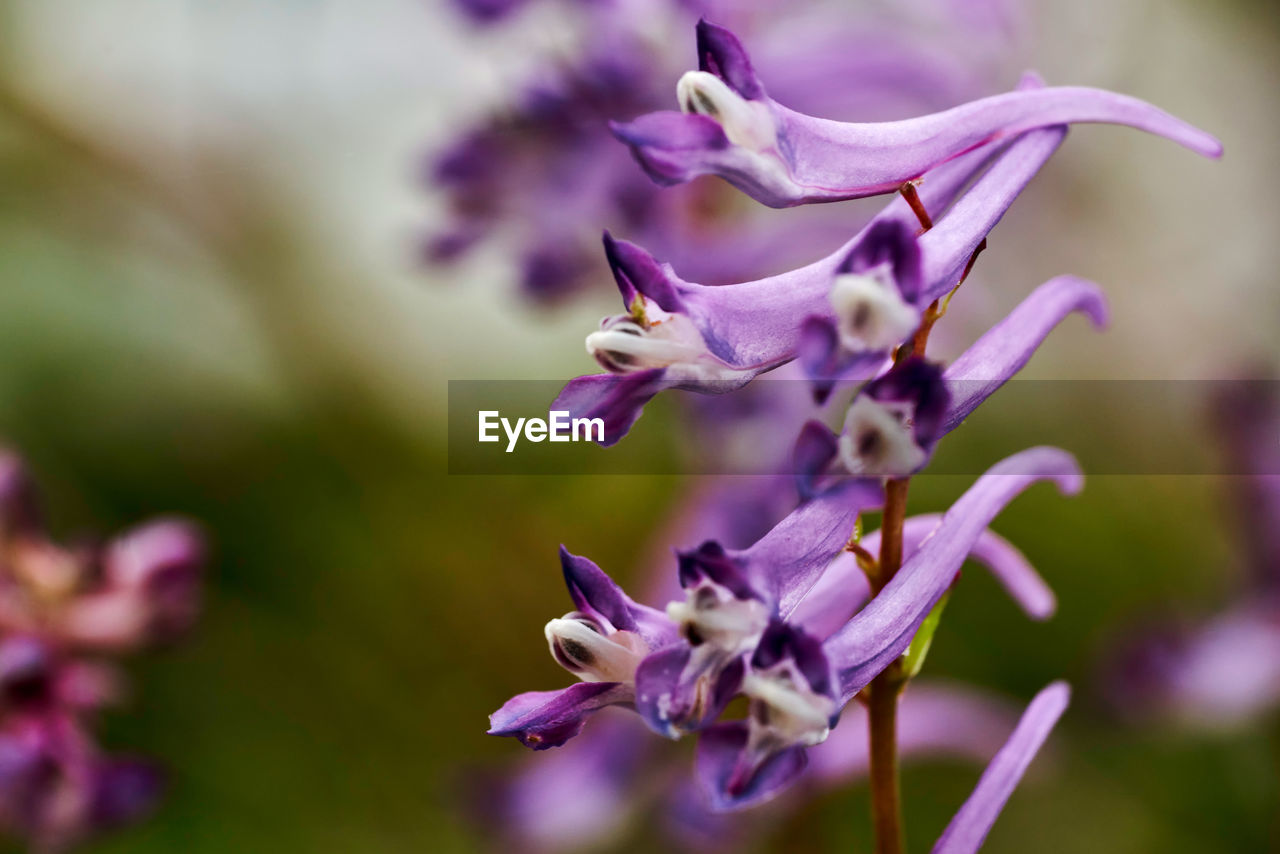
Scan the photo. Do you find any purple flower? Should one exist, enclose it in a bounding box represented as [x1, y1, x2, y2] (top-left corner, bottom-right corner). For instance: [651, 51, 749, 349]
[555, 121, 1072, 445]
[614, 21, 1221, 208]
[488, 546, 676, 750]
[0, 711, 163, 850]
[491, 476, 883, 747]
[1103, 380, 1280, 729]
[0, 450, 200, 849]
[798, 276, 1107, 479]
[635, 477, 883, 737]
[695, 446, 1081, 808]
[790, 514, 1056, 641]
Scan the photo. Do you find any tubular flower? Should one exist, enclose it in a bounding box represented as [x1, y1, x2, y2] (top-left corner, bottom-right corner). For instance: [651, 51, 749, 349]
[614, 21, 1222, 208]
[489, 547, 677, 750]
[696, 447, 1081, 808]
[556, 117, 1073, 446]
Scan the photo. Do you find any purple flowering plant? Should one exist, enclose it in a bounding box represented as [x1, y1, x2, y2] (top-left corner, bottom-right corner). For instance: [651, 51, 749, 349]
[482, 15, 1221, 854]
[0, 452, 204, 851]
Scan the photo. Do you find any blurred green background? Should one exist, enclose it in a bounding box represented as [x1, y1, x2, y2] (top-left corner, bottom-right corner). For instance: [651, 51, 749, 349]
[0, 0, 1278, 852]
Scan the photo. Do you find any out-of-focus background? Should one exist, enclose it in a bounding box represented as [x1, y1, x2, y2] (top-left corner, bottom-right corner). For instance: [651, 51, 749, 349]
[0, 0, 1277, 851]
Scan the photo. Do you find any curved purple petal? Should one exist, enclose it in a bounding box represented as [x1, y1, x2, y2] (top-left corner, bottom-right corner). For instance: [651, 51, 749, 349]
[489, 683, 632, 750]
[943, 276, 1110, 434]
[560, 546, 639, 632]
[791, 512, 1055, 640]
[932, 681, 1071, 853]
[695, 722, 808, 811]
[797, 316, 887, 405]
[827, 448, 1082, 703]
[552, 370, 670, 448]
[867, 516, 1055, 620]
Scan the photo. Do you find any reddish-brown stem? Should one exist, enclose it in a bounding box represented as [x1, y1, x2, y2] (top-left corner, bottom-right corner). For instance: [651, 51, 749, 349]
[865, 475, 911, 853]
[868, 666, 907, 854]
[899, 182, 933, 232]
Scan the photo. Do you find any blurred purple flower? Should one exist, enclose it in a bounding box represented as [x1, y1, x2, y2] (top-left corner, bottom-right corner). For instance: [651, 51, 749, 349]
[1105, 380, 1280, 728]
[0, 450, 203, 848]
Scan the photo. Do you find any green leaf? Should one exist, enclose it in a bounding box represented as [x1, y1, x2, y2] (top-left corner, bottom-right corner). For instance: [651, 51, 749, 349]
[902, 592, 949, 679]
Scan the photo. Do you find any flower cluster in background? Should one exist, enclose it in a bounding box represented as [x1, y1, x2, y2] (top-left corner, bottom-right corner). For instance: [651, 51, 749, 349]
[426, 0, 1025, 303]
[482, 16, 1220, 853]
[0, 451, 203, 851]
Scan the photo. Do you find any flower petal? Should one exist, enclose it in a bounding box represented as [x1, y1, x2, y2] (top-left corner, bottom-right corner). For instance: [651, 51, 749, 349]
[827, 448, 1082, 703]
[917, 126, 1066, 300]
[943, 276, 1109, 434]
[868, 516, 1055, 621]
[932, 681, 1071, 853]
[489, 683, 632, 750]
[551, 369, 670, 448]
[694, 722, 808, 811]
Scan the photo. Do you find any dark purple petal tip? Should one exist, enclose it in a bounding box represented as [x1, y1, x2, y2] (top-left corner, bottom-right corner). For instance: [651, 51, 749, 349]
[694, 20, 764, 100]
[601, 232, 684, 312]
[559, 546, 637, 632]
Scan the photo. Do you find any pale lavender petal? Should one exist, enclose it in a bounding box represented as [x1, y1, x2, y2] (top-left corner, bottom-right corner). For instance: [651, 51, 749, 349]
[827, 448, 1082, 703]
[943, 276, 1109, 434]
[917, 126, 1066, 300]
[489, 683, 632, 750]
[932, 681, 1071, 854]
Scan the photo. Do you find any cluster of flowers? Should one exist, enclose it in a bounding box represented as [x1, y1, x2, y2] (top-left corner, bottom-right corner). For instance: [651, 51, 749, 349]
[486, 18, 1219, 853]
[0, 451, 203, 850]
[429, 0, 1023, 302]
